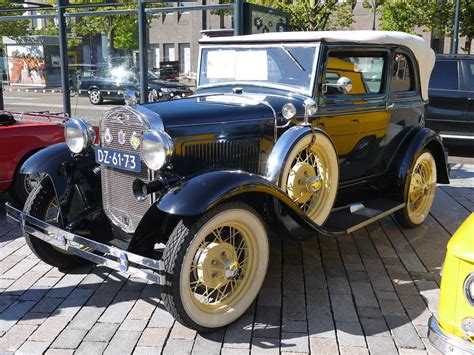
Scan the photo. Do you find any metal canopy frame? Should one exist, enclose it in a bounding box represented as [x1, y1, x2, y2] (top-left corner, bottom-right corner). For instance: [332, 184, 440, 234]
[0, 0, 242, 113]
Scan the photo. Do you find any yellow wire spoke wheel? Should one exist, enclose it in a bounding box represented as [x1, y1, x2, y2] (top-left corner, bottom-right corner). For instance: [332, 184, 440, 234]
[161, 202, 269, 331]
[396, 150, 437, 227]
[280, 132, 339, 225]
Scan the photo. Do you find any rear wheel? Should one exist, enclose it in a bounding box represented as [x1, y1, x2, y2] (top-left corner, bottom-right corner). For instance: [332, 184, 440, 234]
[23, 178, 87, 269]
[161, 202, 269, 332]
[395, 150, 437, 228]
[88, 89, 103, 105]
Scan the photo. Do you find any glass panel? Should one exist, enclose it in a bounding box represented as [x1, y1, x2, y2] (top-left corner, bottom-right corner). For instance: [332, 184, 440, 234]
[429, 61, 459, 90]
[324, 52, 385, 95]
[199, 44, 318, 95]
[392, 53, 414, 92]
[466, 61, 474, 91]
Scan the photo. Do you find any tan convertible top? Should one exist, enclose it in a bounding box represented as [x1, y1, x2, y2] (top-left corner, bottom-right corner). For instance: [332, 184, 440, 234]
[200, 31, 435, 101]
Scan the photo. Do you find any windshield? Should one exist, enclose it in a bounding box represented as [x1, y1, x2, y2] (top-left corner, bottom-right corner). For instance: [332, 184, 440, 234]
[198, 44, 319, 95]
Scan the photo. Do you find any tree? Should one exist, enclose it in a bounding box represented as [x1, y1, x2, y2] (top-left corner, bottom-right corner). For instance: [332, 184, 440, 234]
[218, 0, 356, 31]
[0, 0, 30, 50]
[369, 0, 473, 53]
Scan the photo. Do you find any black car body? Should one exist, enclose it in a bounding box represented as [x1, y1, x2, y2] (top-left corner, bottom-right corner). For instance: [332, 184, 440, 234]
[78, 68, 193, 104]
[425, 55, 474, 146]
[6, 31, 449, 332]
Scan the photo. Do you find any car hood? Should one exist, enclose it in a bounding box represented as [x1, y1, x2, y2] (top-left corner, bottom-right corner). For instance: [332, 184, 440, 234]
[139, 94, 276, 129]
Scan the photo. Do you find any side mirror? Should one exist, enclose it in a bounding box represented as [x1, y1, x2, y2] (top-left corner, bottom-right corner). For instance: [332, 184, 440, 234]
[123, 90, 138, 106]
[323, 76, 353, 94]
[336, 77, 352, 93]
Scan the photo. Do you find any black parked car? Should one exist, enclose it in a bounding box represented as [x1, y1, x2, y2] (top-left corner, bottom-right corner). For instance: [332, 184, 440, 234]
[78, 68, 193, 104]
[6, 31, 449, 332]
[425, 55, 474, 146]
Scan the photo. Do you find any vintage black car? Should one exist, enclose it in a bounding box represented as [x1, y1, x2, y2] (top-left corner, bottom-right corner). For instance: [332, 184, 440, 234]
[425, 54, 474, 147]
[78, 68, 192, 104]
[6, 31, 449, 332]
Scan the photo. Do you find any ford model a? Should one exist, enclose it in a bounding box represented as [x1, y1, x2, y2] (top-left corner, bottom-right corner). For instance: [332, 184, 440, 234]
[5, 31, 449, 331]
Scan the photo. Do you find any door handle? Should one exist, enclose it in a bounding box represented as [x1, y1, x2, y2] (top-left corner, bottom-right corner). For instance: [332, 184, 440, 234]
[352, 118, 360, 123]
[386, 102, 395, 109]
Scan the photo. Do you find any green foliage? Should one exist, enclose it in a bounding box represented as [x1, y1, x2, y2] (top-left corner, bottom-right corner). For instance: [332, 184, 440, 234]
[218, 0, 356, 31]
[0, 0, 30, 49]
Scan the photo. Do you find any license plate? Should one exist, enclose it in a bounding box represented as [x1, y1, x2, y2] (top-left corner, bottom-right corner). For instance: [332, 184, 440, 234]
[95, 147, 141, 173]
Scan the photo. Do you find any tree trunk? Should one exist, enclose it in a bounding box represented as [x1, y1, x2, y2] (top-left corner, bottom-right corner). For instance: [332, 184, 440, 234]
[465, 36, 472, 54]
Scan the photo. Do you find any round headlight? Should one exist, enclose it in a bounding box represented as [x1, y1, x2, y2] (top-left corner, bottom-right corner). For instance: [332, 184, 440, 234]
[64, 118, 95, 154]
[141, 129, 173, 171]
[282, 103, 297, 120]
[464, 273, 474, 306]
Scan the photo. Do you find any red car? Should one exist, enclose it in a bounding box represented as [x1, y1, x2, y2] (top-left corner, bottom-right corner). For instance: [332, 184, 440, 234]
[0, 111, 67, 205]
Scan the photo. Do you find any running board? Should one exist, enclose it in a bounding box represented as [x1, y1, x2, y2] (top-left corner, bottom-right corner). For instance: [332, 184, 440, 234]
[323, 199, 405, 234]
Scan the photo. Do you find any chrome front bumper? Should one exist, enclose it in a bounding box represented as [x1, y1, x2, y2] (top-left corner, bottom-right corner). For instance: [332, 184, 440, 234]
[5, 203, 164, 285]
[428, 316, 474, 355]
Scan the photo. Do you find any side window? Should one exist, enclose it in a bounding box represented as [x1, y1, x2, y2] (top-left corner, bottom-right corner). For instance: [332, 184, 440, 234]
[466, 61, 474, 91]
[429, 61, 459, 90]
[391, 53, 414, 93]
[323, 51, 386, 96]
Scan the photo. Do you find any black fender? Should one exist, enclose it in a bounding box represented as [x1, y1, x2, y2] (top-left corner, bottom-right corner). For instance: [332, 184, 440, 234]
[133, 170, 344, 247]
[20, 143, 102, 225]
[265, 125, 337, 185]
[390, 126, 449, 201]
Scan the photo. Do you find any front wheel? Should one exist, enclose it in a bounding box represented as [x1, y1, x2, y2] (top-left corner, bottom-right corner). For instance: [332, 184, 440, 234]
[395, 150, 437, 228]
[161, 202, 269, 332]
[23, 178, 87, 269]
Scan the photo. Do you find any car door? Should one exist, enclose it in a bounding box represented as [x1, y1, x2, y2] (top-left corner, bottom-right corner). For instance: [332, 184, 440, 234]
[425, 59, 468, 136]
[464, 59, 474, 132]
[316, 48, 389, 182]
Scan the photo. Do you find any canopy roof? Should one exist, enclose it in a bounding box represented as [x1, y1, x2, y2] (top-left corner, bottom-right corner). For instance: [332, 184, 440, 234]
[200, 31, 435, 101]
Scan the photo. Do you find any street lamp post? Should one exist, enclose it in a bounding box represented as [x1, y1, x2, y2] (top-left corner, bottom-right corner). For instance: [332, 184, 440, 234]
[452, 0, 461, 54]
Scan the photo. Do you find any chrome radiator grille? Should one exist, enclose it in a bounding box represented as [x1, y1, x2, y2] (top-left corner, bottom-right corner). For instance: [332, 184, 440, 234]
[99, 107, 151, 233]
[182, 139, 261, 175]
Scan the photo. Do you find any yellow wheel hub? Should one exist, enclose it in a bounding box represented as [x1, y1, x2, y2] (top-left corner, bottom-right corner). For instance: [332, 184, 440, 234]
[196, 242, 239, 289]
[408, 157, 435, 216]
[287, 162, 321, 204]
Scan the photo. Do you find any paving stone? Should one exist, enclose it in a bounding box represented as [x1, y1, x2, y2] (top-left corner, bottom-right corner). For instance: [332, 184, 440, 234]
[16, 340, 50, 354]
[133, 346, 164, 354]
[282, 320, 307, 334]
[339, 345, 369, 355]
[30, 296, 63, 313]
[163, 339, 194, 354]
[168, 321, 197, 340]
[45, 349, 75, 355]
[85, 322, 120, 342]
[351, 282, 379, 308]
[138, 327, 170, 347]
[385, 315, 426, 350]
[258, 287, 281, 307]
[51, 328, 88, 349]
[28, 316, 70, 342]
[360, 317, 390, 337]
[52, 287, 95, 320]
[127, 299, 157, 320]
[335, 321, 366, 347]
[0, 300, 36, 332]
[223, 314, 254, 347]
[330, 294, 358, 322]
[104, 330, 141, 355]
[309, 337, 339, 355]
[67, 306, 104, 330]
[0, 324, 37, 352]
[307, 315, 335, 339]
[191, 330, 224, 355]
[357, 306, 384, 319]
[366, 336, 398, 355]
[98, 290, 140, 323]
[75, 341, 108, 355]
[147, 304, 175, 328]
[280, 332, 309, 353]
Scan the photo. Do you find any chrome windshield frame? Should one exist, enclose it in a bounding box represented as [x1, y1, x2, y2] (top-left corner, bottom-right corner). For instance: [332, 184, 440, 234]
[197, 43, 321, 97]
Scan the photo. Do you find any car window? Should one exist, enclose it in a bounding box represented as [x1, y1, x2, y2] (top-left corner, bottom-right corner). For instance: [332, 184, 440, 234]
[323, 52, 386, 96]
[391, 53, 414, 92]
[429, 60, 459, 90]
[466, 61, 474, 91]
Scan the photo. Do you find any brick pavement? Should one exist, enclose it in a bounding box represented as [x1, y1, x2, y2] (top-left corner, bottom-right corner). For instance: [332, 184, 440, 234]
[0, 163, 472, 354]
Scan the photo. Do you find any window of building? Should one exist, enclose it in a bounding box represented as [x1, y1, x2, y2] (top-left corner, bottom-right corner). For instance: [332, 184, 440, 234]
[466, 61, 474, 91]
[429, 60, 459, 90]
[179, 43, 191, 74]
[323, 51, 386, 96]
[391, 53, 414, 93]
[163, 43, 175, 62]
